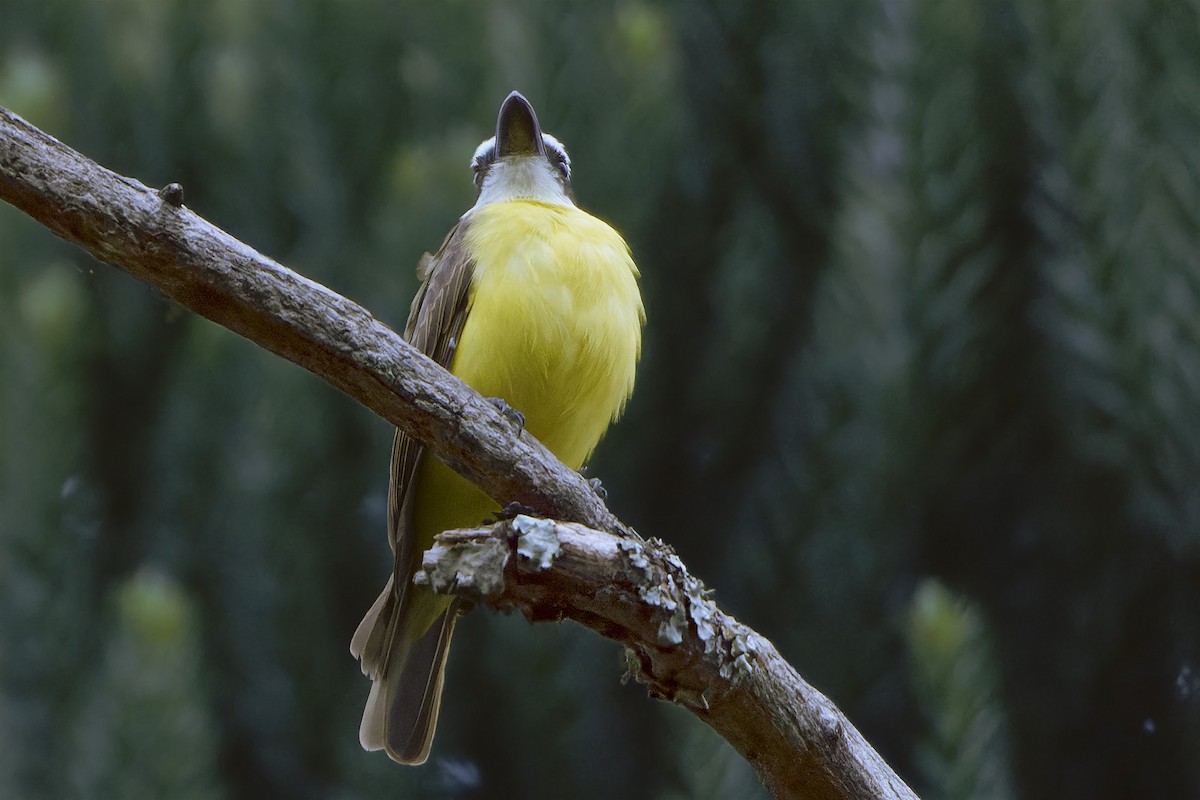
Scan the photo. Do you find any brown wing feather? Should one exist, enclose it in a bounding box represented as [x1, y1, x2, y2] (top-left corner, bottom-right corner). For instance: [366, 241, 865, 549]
[352, 220, 475, 673]
[352, 219, 476, 762]
[386, 220, 475, 591]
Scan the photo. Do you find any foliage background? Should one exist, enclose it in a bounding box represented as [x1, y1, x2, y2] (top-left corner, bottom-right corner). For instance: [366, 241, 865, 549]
[2, 1, 1198, 798]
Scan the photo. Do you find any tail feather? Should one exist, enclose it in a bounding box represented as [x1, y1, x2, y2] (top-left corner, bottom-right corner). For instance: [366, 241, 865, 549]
[350, 576, 394, 669]
[386, 608, 458, 764]
[354, 590, 459, 765]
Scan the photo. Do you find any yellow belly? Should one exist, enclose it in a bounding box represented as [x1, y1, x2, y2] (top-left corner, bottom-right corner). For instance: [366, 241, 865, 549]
[411, 199, 643, 550]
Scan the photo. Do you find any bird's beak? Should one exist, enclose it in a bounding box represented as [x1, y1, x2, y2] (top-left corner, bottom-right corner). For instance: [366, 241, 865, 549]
[495, 91, 546, 158]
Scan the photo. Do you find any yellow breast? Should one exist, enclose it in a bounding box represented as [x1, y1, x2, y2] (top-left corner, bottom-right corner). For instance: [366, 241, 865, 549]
[412, 199, 644, 542]
[456, 200, 643, 463]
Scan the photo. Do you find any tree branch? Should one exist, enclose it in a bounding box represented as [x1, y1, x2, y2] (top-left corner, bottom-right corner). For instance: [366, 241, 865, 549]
[424, 516, 917, 800]
[0, 105, 918, 800]
[0, 104, 623, 537]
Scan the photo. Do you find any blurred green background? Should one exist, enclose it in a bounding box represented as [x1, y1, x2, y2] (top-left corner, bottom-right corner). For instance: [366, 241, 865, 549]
[2, 1, 1198, 798]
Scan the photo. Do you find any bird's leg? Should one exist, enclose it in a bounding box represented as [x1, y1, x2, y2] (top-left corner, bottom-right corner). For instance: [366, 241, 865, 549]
[486, 397, 526, 431]
[578, 466, 608, 501]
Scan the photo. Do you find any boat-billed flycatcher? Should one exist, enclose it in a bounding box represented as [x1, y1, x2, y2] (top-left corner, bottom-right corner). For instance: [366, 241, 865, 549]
[350, 91, 645, 765]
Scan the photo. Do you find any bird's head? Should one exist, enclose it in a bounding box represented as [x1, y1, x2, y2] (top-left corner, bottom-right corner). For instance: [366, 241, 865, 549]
[469, 91, 574, 209]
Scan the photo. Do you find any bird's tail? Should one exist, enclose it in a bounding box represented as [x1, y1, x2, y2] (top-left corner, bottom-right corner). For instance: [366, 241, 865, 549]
[351, 577, 459, 765]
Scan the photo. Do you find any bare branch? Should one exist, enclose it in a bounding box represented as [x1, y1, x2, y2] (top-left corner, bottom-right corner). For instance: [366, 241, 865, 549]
[0, 105, 919, 800]
[424, 517, 918, 800]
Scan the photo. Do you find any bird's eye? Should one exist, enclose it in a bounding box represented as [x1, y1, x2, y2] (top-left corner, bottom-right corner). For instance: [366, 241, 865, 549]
[552, 152, 569, 179]
[470, 140, 498, 188]
[543, 137, 571, 181]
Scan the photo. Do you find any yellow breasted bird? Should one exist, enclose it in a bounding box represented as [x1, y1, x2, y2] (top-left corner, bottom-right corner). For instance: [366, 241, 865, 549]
[350, 91, 644, 764]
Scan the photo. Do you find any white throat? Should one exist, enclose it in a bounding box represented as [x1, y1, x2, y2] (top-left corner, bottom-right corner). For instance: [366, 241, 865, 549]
[471, 156, 574, 210]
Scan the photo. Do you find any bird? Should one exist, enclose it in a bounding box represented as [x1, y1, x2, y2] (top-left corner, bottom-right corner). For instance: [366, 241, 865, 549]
[350, 91, 645, 765]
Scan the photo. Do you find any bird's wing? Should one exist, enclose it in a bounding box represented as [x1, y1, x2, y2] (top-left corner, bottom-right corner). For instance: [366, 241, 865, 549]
[350, 218, 475, 719]
[387, 220, 476, 588]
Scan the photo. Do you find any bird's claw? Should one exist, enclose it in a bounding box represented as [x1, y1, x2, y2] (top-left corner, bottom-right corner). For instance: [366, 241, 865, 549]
[586, 476, 608, 501]
[487, 397, 526, 431]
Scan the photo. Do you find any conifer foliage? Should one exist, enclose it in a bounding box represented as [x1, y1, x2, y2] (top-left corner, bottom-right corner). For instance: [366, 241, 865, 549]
[1, 1, 1197, 798]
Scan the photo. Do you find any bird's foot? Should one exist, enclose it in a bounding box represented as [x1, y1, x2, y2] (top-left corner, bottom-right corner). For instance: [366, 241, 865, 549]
[585, 476, 608, 501]
[486, 397, 526, 431]
[487, 501, 539, 524]
[578, 466, 608, 501]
